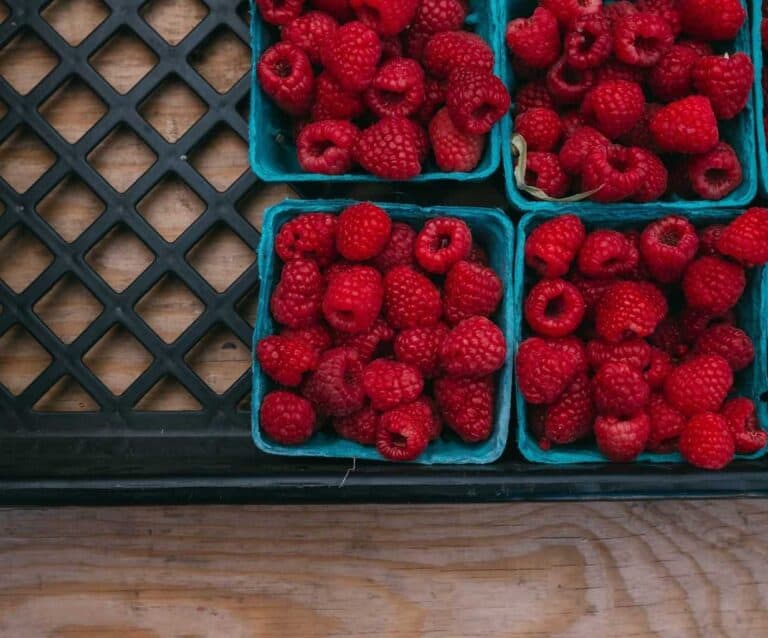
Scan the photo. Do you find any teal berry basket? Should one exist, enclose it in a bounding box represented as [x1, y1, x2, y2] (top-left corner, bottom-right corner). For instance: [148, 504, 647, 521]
[248, 1, 504, 183]
[252, 199, 516, 464]
[498, 0, 758, 213]
[751, 0, 768, 196]
[514, 209, 768, 465]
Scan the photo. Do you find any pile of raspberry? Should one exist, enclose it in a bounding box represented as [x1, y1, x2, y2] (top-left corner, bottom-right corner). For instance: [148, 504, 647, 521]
[257, 202, 507, 462]
[517, 208, 768, 470]
[255, 0, 510, 178]
[506, 0, 753, 202]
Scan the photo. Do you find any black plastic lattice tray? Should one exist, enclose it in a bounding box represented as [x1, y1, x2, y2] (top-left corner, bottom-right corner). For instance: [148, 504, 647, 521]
[1, 0, 768, 506]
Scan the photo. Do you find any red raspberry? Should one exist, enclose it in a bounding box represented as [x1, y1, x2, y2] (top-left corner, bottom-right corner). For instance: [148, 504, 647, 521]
[619, 103, 661, 151]
[506, 7, 562, 70]
[693, 53, 754, 121]
[281, 323, 332, 352]
[446, 68, 510, 135]
[593, 361, 650, 417]
[540, 0, 601, 28]
[595, 281, 668, 342]
[257, 43, 314, 117]
[415, 217, 472, 274]
[631, 149, 668, 202]
[664, 354, 733, 416]
[333, 405, 379, 445]
[434, 375, 495, 442]
[640, 215, 699, 284]
[558, 126, 609, 175]
[578, 229, 639, 278]
[354, 117, 423, 179]
[523, 152, 570, 198]
[694, 324, 754, 372]
[637, 0, 682, 35]
[733, 427, 768, 455]
[569, 273, 613, 316]
[580, 80, 645, 140]
[257, 335, 319, 387]
[380, 35, 404, 60]
[467, 243, 489, 265]
[271, 259, 325, 328]
[595, 59, 645, 85]
[525, 214, 586, 278]
[515, 80, 554, 114]
[350, 0, 418, 36]
[581, 144, 648, 203]
[698, 224, 726, 257]
[595, 413, 651, 462]
[377, 408, 429, 460]
[602, 1, 638, 26]
[335, 318, 394, 361]
[394, 322, 450, 378]
[679, 412, 735, 469]
[682, 256, 745, 315]
[552, 336, 589, 373]
[721, 398, 768, 454]
[587, 338, 652, 371]
[423, 31, 494, 80]
[276, 213, 337, 267]
[439, 316, 506, 377]
[310, 0, 352, 20]
[443, 260, 503, 325]
[648, 45, 700, 103]
[403, 26, 432, 59]
[336, 202, 391, 261]
[302, 347, 365, 416]
[515, 336, 581, 404]
[678, 0, 745, 41]
[413, 0, 467, 35]
[717, 208, 768, 267]
[565, 13, 612, 70]
[383, 265, 442, 329]
[311, 72, 365, 121]
[371, 222, 416, 272]
[542, 372, 594, 444]
[524, 278, 585, 338]
[643, 347, 674, 390]
[677, 39, 714, 56]
[650, 317, 687, 357]
[260, 391, 316, 445]
[387, 397, 442, 442]
[560, 110, 586, 137]
[282, 11, 337, 64]
[613, 13, 673, 68]
[679, 308, 736, 343]
[647, 392, 686, 451]
[321, 21, 382, 92]
[546, 56, 595, 104]
[429, 107, 486, 173]
[650, 96, 719, 154]
[687, 142, 743, 201]
[322, 265, 382, 334]
[362, 358, 423, 411]
[514, 108, 563, 152]
[256, 0, 304, 25]
[296, 120, 358, 175]
[365, 57, 426, 119]
[418, 77, 447, 123]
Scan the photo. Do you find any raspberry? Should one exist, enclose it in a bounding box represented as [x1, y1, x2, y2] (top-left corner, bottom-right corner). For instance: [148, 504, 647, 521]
[388, 397, 442, 442]
[443, 260, 503, 325]
[320, 21, 382, 92]
[664, 354, 733, 416]
[679, 307, 736, 343]
[542, 372, 594, 444]
[640, 215, 699, 283]
[525, 214, 586, 278]
[371, 222, 416, 272]
[595, 413, 651, 462]
[257, 43, 314, 117]
[514, 108, 563, 152]
[637, 0, 682, 35]
[602, 1, 638, 26]
[403, 26, 432, 59]
[648, 44, 700, 103]
[647, 393, 686, 450]
[296, 120, 358, 175]
[595, 59, 645, 85]
[322, 265, 382, 334]
[560, 110, 586, 137]
[377, 408, 430, 460]
[354, 117, 423, 179]
[586, 338, 652, 371]
[540, 0, 601, 28]
[413, 0, 467, 35]
[418, 77, 447, 123]
[643, 347, 674, 390]
[721, 398, 768, 454]
[362, 358, 424, 411]
[546, 56, 595, 104]
[256, 0, 304, 25]
[468, 243, 489, 265]
[350, 0, 418, 36]
[578, 229, 639, 278]
[260, 391, 316, 445]
[569, 272, 613, 315]
[423, 31, 494, 79]
[281, 323, 333, 352]
[380, 35, 404, 60]
[524, 278, 585, 338]
[523, 152, 570, 198]
[595, 281, 668, 342]
[650, 316, 687, 356]
[593, 361, 650, 417]
[429, 107, 486, 172]
[631, 149, 668, 202]
[694, 324, 754, 372]
[271, 259, 325, 328]
[678, 39, 714, 56]
[515, 336, 581, 404]
[619, 103, 661, 151]
[446, 68, 510, 135]
[335, 318, 394, 361]
[383, 265, 442, 329]
[257, 335, 319, 387]
[311, 72, 365, 121]
[693, 53, 754, 121]
[613, 13, 673, 68]
[434, 375, 495, 442]
[581, 144, 648, 203]
[717, 208, 768, 267]
[365, 57, 426, 118]
[394, 322, 450, 378]
[565, 13, 612, 70]
[276, 213, 337, 267]
[558, 126, 609, 175]
[679, 412, 735, 469]
[336, 202, 391, 261]
[439, 316, 506, 377]
[515, 80, 554, 114]
[687, 142, 743, 201]
[415, 217, 472, 274]
[333, 405, 379, 445]
[302, 347, 365, 416]
[310, 0, 352, 20]
[698, 224, 726, 257]
[506, 7, 562, 70]
[649, 96, 719, 154]
[678, 0, 745, 41]
[682, 256, 745, 315]
[282, 11, 338, 64]
[552, 335, 589, 373]
[580, 80, 645, 140]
